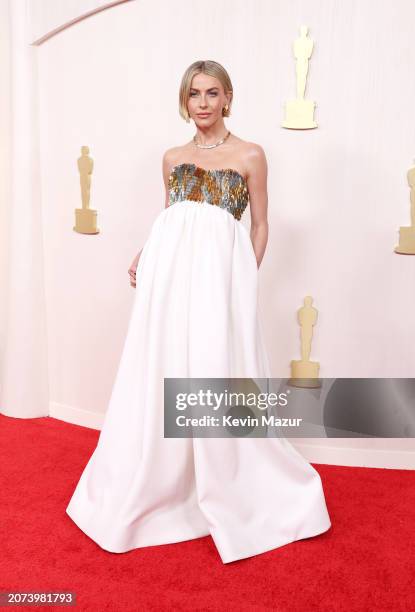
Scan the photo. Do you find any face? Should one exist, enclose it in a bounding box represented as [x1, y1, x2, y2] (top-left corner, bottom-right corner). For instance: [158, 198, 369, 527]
[187, 72, 229, 125]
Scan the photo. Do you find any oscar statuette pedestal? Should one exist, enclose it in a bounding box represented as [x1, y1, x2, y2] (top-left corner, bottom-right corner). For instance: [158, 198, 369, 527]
[282, 99, 317, 129]
[289, 359, 321, 389]
[394, 226, 415, 255]
[73, 208, 100, 235]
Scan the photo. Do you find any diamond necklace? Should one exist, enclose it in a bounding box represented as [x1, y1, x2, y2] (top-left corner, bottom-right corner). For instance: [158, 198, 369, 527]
[193, 130, 231, 149]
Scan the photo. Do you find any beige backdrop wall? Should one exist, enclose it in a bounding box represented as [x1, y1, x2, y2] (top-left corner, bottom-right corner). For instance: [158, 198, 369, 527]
[3, 0, 415, 467]
[0, 0, 11, 360]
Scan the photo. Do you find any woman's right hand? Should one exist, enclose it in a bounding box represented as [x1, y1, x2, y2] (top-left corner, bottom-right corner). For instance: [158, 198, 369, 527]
[128, 249, 142, 288]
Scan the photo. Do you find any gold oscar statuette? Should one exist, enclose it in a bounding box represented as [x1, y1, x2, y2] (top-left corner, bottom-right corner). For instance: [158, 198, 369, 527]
[289, 296, 321, 388]
[282, 25, 318, 130]
[73, 145, 100, 234]
[394, 160, 415, 254]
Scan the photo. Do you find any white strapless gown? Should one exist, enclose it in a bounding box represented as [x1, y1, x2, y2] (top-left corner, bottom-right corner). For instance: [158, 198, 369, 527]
[66, 196, 331, 564]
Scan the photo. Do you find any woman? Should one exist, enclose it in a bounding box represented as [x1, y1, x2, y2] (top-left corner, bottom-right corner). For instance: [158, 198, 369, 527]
[66, 60, 331, 564]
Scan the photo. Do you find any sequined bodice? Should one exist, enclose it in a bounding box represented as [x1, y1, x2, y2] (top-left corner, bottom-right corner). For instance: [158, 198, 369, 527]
[168, 163, 249, 221]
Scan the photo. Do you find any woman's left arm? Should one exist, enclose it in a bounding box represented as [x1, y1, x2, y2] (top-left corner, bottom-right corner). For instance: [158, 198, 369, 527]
[245, 144, 269, 269]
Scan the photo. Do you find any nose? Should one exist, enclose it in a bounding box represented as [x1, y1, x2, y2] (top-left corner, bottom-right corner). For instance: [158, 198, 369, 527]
[199, 95, 208, 108]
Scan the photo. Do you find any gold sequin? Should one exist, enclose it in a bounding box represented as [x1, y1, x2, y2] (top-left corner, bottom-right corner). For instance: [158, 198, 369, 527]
[168, 163, 249, 221]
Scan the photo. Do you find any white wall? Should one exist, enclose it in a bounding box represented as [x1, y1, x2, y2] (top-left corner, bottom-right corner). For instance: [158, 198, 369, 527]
[16, 0, 415, 465]
[0, 0, 11, 366]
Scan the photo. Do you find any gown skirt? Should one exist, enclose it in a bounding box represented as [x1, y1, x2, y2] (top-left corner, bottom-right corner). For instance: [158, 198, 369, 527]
[66, 198, 332, 564]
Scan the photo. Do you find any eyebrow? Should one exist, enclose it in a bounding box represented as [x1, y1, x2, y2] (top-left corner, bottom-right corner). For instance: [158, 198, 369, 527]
[190, 87, 219, 91]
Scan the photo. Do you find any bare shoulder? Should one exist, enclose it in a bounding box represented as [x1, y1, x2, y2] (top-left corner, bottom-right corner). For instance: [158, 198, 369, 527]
[162, 145, 182, 168]
[162, 146, 184, 186]
[240, 141, 267, 180]
[242, 140, 267, 162]
[162, 144, 193, 178]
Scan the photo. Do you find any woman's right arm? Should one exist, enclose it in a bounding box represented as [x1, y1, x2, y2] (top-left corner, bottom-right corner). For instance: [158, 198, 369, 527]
[129, 149, 175, 288]
[128, 249, 142, 288]
[163, 148, 176, 209]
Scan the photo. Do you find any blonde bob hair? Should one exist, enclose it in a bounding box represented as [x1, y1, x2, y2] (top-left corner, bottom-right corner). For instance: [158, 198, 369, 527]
[179, 60, 233, 123]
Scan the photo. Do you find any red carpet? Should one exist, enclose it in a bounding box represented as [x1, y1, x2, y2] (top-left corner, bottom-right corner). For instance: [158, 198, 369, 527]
[0, 413, 413, 611]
